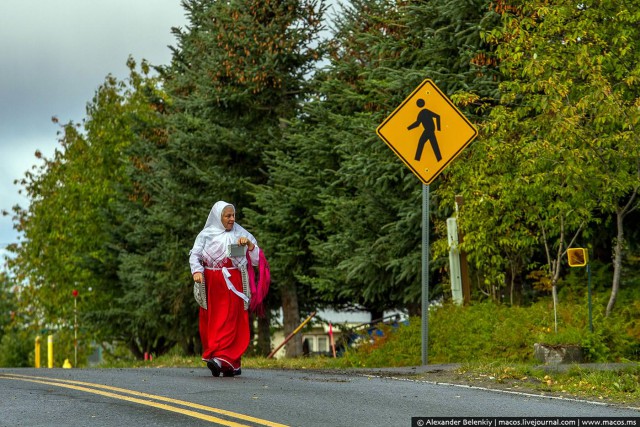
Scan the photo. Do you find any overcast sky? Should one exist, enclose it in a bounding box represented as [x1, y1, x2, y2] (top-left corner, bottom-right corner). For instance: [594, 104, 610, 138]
[0, 0, 187, 265]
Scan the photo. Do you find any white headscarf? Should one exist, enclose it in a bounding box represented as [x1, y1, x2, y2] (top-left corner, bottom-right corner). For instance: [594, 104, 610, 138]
[205, 200, 235, 235]
[189, 200, 257, 270]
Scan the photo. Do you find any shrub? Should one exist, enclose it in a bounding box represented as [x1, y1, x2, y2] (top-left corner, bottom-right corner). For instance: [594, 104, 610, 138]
[0, 329, 34, 368]
[339, 298, 638, 367]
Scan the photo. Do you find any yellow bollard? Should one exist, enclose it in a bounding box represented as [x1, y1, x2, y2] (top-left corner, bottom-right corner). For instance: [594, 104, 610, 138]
[47, 335, 53, 368]
[35, 336, 41, 368]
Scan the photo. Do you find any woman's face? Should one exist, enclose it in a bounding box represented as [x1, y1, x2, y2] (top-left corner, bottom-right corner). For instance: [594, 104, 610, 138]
[221, 206, 235, 231]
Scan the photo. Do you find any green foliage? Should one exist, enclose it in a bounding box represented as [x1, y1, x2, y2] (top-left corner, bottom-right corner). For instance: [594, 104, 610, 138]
[452, 362, 640, 404]
[560, 261, 611, 298]
[442, 0, 640, 310]
[249, 106, 338, 318]
[339, 300, 639, 367]
[585, 313, 640, 362]
[6, 59, 182, 358]
[4, 0, 640, 363]
[0, 274, 98, 368]
[535, 293, 640, 362]
[8, 121, 101, 326]
[337, 321, 422, 368]
[0, 272, 17, 343]
[0, 329, 33, 368]
[122, 0, 331, 357]
[301, 0, 501, 313]
[428, 302, 546, 363]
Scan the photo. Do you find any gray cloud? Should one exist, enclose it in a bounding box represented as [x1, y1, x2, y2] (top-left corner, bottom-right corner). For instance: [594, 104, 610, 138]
[0, 0, 185, 247]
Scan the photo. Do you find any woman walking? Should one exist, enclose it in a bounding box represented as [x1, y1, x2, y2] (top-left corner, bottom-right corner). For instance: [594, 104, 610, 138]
[189, 201, 270, 377]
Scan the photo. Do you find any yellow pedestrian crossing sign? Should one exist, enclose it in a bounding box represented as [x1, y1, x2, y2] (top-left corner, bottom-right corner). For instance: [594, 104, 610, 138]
[376, 79, 478, 184]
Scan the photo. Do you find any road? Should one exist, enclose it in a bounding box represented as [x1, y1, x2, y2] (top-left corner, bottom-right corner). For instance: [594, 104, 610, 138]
[1, 368, 637, 426]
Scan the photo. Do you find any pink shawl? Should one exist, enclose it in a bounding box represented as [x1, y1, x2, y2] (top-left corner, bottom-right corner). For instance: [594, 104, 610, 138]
[246, 248, 270, 316]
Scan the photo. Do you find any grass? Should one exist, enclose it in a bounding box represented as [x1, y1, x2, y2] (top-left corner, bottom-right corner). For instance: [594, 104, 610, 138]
[98, 350, 640, 408]
[95, 298, 639, 407]
[99, 353, 337, 370]
[449, 361, 640, 407]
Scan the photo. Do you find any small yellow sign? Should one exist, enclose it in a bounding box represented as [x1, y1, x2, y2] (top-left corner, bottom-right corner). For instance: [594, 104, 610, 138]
[567, 248, 588, 267]
[376, 79, 478, 184]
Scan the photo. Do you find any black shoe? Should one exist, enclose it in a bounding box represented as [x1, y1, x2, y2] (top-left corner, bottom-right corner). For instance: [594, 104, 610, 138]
[206, 359, 221, 377]
[233, 368, 241, 376]
[222, 367, 234, 377]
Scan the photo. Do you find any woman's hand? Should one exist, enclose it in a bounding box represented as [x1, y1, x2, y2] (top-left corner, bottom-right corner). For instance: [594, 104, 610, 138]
[193, 272, 204, 283]
[238, 237, 255, 251]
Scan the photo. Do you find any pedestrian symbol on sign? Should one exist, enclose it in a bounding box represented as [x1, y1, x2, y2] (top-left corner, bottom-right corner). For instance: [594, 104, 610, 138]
[407, 98, 442, 162]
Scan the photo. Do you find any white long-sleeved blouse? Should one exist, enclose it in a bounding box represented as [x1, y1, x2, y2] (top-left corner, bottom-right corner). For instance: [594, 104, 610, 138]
[189, 224, 260, 275]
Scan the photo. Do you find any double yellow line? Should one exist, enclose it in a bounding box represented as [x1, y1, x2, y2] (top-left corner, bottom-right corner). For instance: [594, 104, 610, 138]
[0, 373, 288, 427]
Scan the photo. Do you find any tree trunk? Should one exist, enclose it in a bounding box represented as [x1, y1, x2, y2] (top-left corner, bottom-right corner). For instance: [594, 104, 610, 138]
[281, 282, 302, 357]
[607, 208, 625, 317]
[256, 310, 271, 356]
[509, 263, 515, 306]
[552, 284, 558, 334]
[406, 302, 421, 317]
[192, 333, 202, 357]
[460, 249, 471, 305]
[369, 309, 384, 324]
[248, 313, 255, 353]
[128, 338, 143, 360]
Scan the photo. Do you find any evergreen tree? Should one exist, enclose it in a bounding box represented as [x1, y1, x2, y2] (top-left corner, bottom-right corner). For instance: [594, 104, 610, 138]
[250, 99, 337, 356]
[155, 0, 328, 356]
[102, 61, 183, 358]
[305, 0, 501, 316]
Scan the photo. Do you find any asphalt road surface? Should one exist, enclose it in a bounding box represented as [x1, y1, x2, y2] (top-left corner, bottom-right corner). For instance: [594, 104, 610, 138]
[1, 367, 637, 426]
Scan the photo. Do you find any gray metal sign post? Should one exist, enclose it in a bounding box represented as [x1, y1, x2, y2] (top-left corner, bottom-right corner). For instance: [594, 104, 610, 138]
[376, 79, 478, 367]
[422, 184, 430, 365]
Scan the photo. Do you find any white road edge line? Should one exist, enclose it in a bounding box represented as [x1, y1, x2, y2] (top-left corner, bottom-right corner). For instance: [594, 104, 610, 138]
[359, 374, 640, 412]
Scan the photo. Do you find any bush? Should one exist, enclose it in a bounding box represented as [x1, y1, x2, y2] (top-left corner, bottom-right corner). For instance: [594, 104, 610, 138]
[338, 320, 421, 367]
[428, 302, 546, 363]
[338, 298, 639, 367]
[0, 329, 34, 367]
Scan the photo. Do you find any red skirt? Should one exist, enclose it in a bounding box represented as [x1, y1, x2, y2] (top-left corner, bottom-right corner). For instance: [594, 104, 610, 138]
[199, 260, 250, 371]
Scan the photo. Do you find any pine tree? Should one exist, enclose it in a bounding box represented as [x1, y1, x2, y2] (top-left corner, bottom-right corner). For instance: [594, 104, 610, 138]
[106, 61, 184, 358]
[305, 0, 500, 316]
[151, 0, 328, 356]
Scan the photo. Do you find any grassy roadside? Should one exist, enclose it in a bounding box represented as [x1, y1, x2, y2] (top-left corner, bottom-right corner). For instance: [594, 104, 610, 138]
[411, 361, 640, 409]
[99, 353, 640, 409]
[97, 300, 639, 408]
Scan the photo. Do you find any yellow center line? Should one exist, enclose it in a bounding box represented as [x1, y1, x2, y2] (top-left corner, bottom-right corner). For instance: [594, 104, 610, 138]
[0, 373, 288, 427]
